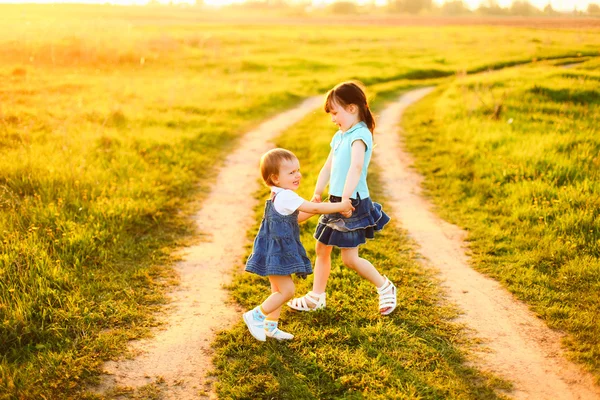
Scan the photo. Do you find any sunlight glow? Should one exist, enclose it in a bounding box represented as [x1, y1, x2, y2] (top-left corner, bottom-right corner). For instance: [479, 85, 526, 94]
[0, 0, 594, 11]
[454, 0, 595, 11]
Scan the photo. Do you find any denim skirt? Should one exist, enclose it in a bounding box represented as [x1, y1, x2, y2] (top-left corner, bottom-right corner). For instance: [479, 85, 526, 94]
[314, 195, 390, 248]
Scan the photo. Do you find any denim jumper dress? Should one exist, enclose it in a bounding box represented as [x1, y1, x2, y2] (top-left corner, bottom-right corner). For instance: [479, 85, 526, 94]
[245, 193, 312, 278]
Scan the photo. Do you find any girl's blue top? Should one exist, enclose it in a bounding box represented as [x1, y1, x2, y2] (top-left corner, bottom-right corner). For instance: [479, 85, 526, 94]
[328, 121, 372, 199]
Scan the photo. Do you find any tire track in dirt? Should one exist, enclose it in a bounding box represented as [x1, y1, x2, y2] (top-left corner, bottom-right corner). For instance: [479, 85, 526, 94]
[94, 97, 322, 399]
[375, 87, 600, 400]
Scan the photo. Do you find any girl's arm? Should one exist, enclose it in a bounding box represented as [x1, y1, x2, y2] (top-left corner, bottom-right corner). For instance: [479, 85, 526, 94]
[341, 140, 366, 203]
[312, 150, 333, 202]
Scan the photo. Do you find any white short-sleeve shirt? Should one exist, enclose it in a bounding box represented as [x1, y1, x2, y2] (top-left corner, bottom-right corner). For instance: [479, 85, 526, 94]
[271, 186, 305, 216]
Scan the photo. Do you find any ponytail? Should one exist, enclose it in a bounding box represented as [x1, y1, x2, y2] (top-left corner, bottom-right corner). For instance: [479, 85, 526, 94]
[362, 104, 375, 134]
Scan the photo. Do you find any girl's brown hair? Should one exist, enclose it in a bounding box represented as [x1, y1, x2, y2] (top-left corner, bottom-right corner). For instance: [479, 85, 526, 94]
[324, 81, 375, 134]
[259, 148, 297, 186]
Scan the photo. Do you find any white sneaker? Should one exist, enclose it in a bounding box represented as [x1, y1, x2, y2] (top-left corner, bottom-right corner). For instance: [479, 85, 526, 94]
[265, 328, 294, 341]
[243, 310, 266, 342]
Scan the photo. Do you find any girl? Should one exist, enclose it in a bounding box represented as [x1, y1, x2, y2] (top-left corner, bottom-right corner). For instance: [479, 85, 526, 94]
[243, 148, 353, 341]
[287, 81, 397, 316]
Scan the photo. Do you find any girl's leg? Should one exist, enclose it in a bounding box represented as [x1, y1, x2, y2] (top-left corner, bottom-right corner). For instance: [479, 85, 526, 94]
[313, 241, 334, 294]
[341, 247, 397, 315]
[287, 241, 332, 311]
[340, 247, 385, 287]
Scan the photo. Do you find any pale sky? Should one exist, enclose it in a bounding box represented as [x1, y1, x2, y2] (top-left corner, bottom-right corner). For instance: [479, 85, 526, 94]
[443, 0, 594, 11]
[0, 0, 594, 11]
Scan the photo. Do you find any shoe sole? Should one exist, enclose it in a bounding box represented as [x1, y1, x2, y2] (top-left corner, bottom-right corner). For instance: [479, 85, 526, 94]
[288, 305, 325, 312]
[266, 334, 294, 341]
[380, 306, 396, 316]
[287, 301, 326, 312]
[243, 313, 266, 342]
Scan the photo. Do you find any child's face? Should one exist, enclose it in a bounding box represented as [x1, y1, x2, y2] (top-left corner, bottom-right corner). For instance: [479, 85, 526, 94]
[328, 100, 359, 132]
[273, 157, 301, 191]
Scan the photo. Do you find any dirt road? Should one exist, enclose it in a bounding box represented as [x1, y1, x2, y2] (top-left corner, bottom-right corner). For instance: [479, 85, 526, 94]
[95, 97, 322, 399]
[95, 88, 600, 399]
[375, 87, 600, 400]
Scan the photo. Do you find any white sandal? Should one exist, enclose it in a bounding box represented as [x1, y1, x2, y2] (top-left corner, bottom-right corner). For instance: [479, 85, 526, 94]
[287, 291, 326, 311]
[378, 276, 397, 316]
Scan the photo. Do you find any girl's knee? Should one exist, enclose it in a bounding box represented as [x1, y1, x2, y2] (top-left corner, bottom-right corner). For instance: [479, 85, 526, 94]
[343, 262, 358, 272]
[341, 251, 359, 270]
[341, 257, 356, 270]
[315, 241, 332, 257]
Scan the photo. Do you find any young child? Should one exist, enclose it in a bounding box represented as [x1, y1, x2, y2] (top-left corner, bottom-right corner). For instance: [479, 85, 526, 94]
[287, 81, 397, 316]
[243, 148, 353, 341]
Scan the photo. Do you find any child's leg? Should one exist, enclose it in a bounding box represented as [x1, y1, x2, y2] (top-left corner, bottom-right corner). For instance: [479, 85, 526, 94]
[263, 275, 295, 340]
[340, 247, 397, 315]
[244, 275, 295, 342]
[262, 275, 295, 315]
[313, 241, 333, 294]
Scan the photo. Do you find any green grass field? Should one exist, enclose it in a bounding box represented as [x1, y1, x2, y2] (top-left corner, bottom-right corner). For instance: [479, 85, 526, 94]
[402, 63, 600, 380]
[1, 4, 599, 398]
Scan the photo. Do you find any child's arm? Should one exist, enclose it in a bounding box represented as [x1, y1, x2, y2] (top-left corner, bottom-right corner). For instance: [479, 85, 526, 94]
[341, 140, 366, 207]
[297, 211, 314, 223]
[312, 150, 333, 202]
[297, 199, 353, 220]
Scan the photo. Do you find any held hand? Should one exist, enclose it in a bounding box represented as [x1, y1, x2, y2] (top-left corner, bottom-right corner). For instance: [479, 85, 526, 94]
[340, 199, 354, 218]
[311, 193, 322, 203]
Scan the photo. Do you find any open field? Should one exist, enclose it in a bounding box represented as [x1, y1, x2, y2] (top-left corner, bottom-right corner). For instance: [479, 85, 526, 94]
[0, 5, 599, 398]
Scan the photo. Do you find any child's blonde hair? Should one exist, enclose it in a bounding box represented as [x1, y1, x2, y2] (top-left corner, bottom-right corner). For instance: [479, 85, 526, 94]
[260, 148, 297, 187]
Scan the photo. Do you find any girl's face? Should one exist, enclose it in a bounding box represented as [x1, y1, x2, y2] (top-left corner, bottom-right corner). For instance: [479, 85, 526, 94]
[273, 157, 301, 191]
[328, 100, 359, 132]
